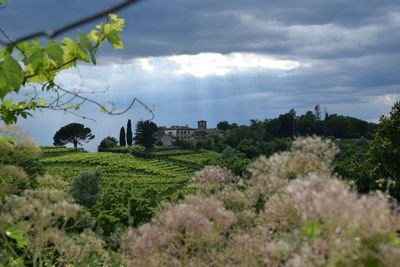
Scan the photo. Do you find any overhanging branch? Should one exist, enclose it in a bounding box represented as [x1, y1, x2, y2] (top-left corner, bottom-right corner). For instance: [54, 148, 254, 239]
[0, 0, 142, 46]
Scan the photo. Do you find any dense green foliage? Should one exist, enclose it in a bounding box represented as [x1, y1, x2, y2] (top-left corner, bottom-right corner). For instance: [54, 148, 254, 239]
[98, 136, 118, 151]
[53, 123, 95, 148]
[70, 167, 102, 208]
[349, 101, 400, 201]
[2, 123, 400, 265]
[40, 146, 84, 155]
[212, 107, 375, 159]
[39, 148, 219, 234]
[133, 120, 159, 150]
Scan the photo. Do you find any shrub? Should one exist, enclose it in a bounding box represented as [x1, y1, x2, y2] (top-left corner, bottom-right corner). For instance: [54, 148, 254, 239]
[120, 195, 235, 266]
[70, 167, 102, 208]
[0, 173, 110, 266]
[0, 127, 111, 266]
[0, 125, 43, 179]
[120, 136, 400, 266]
[355, 136, 369, 147]
[191, 166, 239, 184]
[98, 136, 118, 152]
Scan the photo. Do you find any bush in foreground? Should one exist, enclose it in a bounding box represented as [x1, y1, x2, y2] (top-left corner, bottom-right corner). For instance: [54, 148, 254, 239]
[120, 137, 400, 266]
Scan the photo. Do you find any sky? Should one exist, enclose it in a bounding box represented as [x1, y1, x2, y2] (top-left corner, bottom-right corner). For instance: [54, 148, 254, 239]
[1, 0, 400, 151]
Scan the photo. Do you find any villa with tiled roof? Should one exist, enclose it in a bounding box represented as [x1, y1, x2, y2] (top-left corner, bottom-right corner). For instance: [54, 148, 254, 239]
[162, 120, 225, 145]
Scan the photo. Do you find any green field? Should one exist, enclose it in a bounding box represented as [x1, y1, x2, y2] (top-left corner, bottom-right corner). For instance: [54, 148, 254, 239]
[39, 147, 221, 229]
[40, 148, 220, 195]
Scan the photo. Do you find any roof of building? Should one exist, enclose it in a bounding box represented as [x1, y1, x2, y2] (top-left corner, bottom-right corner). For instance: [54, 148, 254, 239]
[165, 126, 196, 130]
[196, 128, 224, 133]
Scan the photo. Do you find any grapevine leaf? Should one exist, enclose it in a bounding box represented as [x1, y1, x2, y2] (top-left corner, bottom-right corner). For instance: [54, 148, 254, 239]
[61, 38, 79, 68]
[87, 30, 100, 42]
[4, 56, 23, 90]
[0, 55, 23, 99]
[46, 40, 64, 66]
[0, 71, 8, 99]
[25, 48, 45, 73]
[104, 14, 124, 49]
[78, 32, 96, 64]
[108, 14, 119, 21]
[106, 30, 123, 49]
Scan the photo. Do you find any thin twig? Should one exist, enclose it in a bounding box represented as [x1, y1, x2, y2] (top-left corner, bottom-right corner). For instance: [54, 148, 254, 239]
[0, 0, 142, 46]
[0, 27, 27, 59]
[53, 83, 154, 119]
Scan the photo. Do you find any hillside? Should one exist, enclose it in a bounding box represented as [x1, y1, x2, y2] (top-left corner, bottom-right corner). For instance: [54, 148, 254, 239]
[40, 147, 221, 231]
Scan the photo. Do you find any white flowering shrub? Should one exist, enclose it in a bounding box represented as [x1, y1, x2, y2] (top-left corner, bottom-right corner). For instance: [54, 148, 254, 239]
[191, 165, 239, 184]
[121, 137, 400, 266]
[0, 127, 111, 266]
[120, 195, 236, 266]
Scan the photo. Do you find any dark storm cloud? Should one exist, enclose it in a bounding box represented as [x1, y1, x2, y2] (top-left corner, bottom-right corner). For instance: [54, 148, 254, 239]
[2, 0, 399, 59]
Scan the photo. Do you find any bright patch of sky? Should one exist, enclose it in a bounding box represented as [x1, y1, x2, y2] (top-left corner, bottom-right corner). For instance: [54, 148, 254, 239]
[131, 52, 303, 78]
[165, 53, 302, 77]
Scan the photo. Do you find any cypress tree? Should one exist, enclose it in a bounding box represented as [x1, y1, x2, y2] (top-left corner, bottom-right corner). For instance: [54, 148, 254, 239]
[119, 126, 126, 146]
[127, 119, 133, 146]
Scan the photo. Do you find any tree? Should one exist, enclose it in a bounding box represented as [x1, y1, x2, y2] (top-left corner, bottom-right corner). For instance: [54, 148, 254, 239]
[368, 102, 400, 195]
[70, 167, 102, 208]
[349, 102, 400, 201]
[127, 119, 133, 146]
[249, 119, 270, 143]
[224, 125, 252, 148]
[133, 120, 159, 150]
[324, 114, 353, 138]
[236, 138, 258, 158]
[217, 121, 230, 131]
[203, 136, 216, 150]
[297, 111, 317, 136]
[98, 136, 118, 151]
[277, 109, 297, 137]
[119, 126, 126, 146]
[175, 138, 196, 150]
[53, 123, 95, 148]
[314, 104, 321, 121]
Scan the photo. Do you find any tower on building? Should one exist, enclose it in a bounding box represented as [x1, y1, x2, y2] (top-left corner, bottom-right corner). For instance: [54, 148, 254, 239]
[198, 120, 207, 130]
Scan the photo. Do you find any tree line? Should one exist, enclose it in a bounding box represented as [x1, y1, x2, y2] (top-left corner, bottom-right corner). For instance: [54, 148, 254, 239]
[217, 105, 375, 141]
[176, 105, 376, 158]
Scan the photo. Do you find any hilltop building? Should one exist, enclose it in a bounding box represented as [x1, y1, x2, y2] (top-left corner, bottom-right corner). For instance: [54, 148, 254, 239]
[162, 120, 224, 145]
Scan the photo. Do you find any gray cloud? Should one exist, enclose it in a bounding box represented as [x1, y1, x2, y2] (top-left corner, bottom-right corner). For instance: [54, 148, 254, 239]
[3, 0, 399, 59]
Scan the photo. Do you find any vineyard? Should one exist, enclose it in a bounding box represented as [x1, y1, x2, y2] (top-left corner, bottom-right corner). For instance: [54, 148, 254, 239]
[39, 147, 222, 230]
